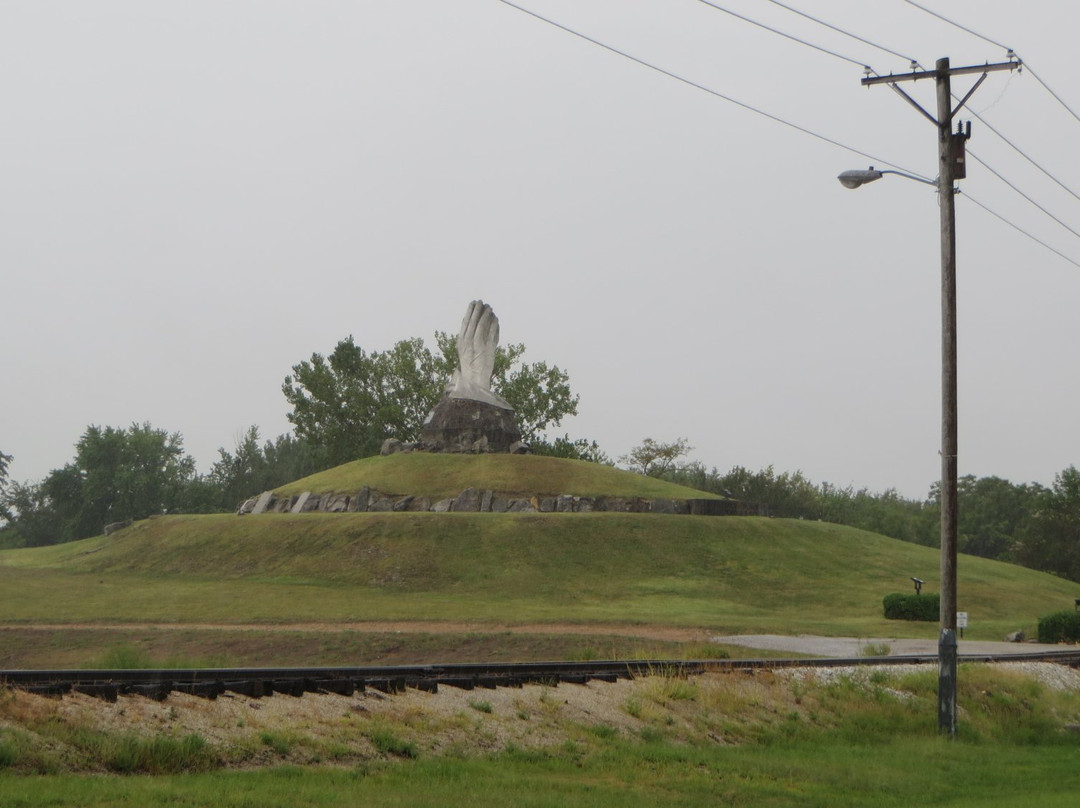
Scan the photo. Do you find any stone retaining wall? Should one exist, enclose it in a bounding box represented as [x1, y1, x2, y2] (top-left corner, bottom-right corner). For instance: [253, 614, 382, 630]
[237, 488, 766, 517]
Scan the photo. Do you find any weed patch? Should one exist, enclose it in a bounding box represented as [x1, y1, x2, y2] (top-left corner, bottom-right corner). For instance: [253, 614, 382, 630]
[258, 731, 297, 756]
[107, 733, 213, 774]
[91, 644, 153, 669]
[860, 642, 891, 657]
[0, 737, 20, 767]
[364, 724, 418, 759]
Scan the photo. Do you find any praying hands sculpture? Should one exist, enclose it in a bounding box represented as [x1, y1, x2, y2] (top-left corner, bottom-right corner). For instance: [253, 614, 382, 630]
[448, 300, 512, 410]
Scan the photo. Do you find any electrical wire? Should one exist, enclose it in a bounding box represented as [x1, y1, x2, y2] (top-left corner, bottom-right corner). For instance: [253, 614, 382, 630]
[495, 0, 926, 178]
[694, 0, 872, 71]
[967, 111, 1080, 206]
[495, 1, 1079, 268]
[967, 150, 1080, 243]
[903, 0, 1080, 126]
[712, 0, 1080, 243]
[962, 192, 1080, 269]
[764, 0, 923, 69]
[1015, 63, 1080, 128]
[902, 0, 1010, 51]
[743, 0, 1080, 221]
[759, 0, 1080, 205]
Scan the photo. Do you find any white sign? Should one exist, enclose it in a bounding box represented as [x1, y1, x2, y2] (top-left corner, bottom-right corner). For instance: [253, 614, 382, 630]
[957, 611, 969, 629]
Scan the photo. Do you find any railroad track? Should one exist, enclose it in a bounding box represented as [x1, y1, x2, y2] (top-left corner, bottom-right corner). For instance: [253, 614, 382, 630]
[5, 650, 1080, 703]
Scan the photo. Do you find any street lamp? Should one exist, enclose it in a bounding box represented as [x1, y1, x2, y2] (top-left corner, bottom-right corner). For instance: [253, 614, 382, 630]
[838, 156, 960, 736]
[837, 167, 938, 189]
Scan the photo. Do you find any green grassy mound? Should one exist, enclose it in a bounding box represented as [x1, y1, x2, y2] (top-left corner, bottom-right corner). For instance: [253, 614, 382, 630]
[3, 512, 1077, 639]
[273, 453, 723, 500]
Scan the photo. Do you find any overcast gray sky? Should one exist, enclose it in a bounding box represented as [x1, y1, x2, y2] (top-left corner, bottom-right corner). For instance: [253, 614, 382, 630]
[3, 0, 1079, 498]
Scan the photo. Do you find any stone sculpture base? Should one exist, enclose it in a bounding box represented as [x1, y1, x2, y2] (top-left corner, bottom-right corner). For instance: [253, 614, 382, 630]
[420, 397, 523, 453]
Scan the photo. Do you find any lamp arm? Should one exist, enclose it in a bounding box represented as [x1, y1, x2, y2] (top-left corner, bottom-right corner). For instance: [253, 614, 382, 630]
[879, 169, 939, 187]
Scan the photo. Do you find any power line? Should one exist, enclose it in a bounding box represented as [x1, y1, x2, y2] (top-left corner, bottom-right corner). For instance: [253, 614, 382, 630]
[494, 1, 1079, 269]
[766, 0, 1080, 205]
[967, 111, 1080, 206]
[495, 0, 925, 177]
[967, 150, 1080, 243]
[695, 0, 871, 71]
[722, 1, 1080, 246]
[902, 0, 1010, 51]
[1021, 63, 1080, 128]
[962, 192, 1080, 269]
[903, 0, 1080, 126]
[715, 0, 1080, 225]
[764, 0, 922, 69]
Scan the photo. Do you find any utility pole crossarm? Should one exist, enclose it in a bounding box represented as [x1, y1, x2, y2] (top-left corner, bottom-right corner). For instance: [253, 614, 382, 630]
[952, 73, 989, 119]
[862, 60, 1018, 86]
[889, 83, 938, 126]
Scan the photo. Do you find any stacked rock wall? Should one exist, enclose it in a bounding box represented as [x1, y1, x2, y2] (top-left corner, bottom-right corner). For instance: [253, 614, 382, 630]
[237, 488, 765, 517]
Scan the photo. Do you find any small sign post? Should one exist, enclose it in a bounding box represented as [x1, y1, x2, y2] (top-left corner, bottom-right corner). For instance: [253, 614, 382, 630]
[957, 611, 968, 639]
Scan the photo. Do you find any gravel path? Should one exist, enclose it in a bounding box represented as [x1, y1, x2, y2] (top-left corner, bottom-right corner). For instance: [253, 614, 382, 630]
[711, 633, 1069, 657]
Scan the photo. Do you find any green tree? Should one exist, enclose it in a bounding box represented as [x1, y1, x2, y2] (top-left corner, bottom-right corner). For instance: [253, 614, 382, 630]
[283, 336, 446, 466]
[1015, 466, 1080, 581]
[6, 423, 200, 544]
[0, 479, 67, 548]
[0, 450, 12, 523]
[72, 423, 197, 534]
[620, 438, 692, 477]
[531, 434, 612, 465]
[283, 334, 579, 466]
[955, 475, 1041, 560]
[663, 461, 938, 540]
[210, 427, 320, 508]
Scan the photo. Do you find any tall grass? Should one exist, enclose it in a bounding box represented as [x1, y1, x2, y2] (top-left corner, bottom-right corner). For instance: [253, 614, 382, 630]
[107, 733, 214, 774]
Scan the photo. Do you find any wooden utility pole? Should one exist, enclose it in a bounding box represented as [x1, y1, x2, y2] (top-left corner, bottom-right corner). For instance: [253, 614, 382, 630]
[935, 56, 960, 738]
[862, 55, 1018, 738]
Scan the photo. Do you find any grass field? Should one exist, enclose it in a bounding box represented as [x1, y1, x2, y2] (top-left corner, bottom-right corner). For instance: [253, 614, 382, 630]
[0, 626, 759, 670]
[273, 452, 725, 500]
[2, 511, 1077, 639]
[1, 508, 1078, 670]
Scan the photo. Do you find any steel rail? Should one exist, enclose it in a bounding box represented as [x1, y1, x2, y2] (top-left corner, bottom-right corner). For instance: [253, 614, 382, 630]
[4, 650, 1080, 702]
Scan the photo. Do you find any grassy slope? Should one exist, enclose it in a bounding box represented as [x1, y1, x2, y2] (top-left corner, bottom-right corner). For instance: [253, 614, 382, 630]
[2, 511, 1077, 639]
[273, 453, 723, 500]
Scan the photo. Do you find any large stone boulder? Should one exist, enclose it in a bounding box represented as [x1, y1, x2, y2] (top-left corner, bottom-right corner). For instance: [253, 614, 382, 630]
[420, 396, 522, 454]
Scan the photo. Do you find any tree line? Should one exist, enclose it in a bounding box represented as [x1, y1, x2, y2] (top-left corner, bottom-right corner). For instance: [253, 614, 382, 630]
[3, 337, 1080, 587]
[621, 437, 1080, 584]
[646, 442, 1080, 582]
[0, 332, 583, 548]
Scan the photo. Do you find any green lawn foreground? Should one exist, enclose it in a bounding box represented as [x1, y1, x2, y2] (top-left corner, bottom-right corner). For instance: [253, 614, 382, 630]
[3, 735, 1080, 807]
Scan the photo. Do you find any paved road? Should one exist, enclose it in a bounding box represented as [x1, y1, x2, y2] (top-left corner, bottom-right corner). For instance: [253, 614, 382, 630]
[711, 634, 1069, 657]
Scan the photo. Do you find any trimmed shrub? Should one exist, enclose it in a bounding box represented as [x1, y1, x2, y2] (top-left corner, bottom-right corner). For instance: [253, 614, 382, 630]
[883, 592, 939, 621]
[1037, 610, 1080, 644]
